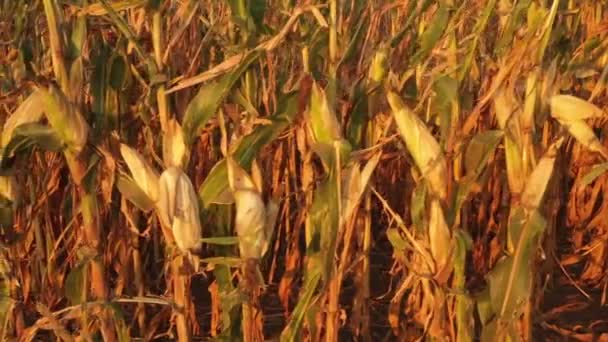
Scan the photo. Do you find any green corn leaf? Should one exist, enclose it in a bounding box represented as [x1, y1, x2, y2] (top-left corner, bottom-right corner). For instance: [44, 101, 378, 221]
[412, 5, 449, 63]
[579, 162, 608, 187]
[64, 259, 88, 305]
[464, 130, 503, 178]
[1, 123, 64, 173]
[182, 51, 260, 146]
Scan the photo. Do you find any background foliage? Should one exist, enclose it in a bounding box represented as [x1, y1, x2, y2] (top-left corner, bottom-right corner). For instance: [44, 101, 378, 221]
[1, 0, 608, 341]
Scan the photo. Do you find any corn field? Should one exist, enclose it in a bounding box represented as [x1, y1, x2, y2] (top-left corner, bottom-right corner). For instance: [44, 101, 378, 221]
[1, 0, 608, 341]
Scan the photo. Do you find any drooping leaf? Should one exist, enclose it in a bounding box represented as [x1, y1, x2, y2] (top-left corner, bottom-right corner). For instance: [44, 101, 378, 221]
[1, 123, 64, 172]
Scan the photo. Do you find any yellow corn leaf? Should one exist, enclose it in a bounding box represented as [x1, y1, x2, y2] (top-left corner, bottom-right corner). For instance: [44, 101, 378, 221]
[550, 95, 604, 120]
[493, 87, 527, 193]
[120, 144, 160, 203]
[2, 90, 45, 147]
[387, 92, 448, 201]
[157, 166, 202, 254]
[341, 153, 381, 222]
[520, 139, 562, 210]
[429, 199, 451, 276]
[162, 119, 188, 169]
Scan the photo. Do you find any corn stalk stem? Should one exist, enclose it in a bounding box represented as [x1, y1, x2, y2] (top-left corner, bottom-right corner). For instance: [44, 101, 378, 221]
[66, 153, 116, 342]
[171, 256, 191, 342]
[360, 194, 372, 340]
[325, 140, 343, 342]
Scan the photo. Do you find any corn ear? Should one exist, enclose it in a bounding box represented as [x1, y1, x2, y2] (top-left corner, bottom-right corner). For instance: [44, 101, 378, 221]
[387, 92, 448, 201]
[550, 95, 604, 120]
[306, 82, 342, 145]
[227, 157, 269, 260]
[120, 144, 160, 202]
[157, 166, 203, 255]
[550, 96, 607, 158]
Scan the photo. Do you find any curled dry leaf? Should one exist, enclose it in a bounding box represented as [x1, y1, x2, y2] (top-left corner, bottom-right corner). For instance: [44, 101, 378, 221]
[387, 92, 448, 201]
[120, 144, 160, 202]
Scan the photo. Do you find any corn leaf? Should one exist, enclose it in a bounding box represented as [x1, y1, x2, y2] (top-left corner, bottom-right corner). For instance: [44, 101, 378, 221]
[412, 5, 449, 63]
[182, 51, 260, 146]
[464, 130, 503, 178]
[579, 162, 608, 187]
[116, 174, 156, 212]
[64, 259, 88, 305]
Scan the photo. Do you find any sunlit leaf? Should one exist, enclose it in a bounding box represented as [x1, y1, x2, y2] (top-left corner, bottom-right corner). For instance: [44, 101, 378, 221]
[116, 174, 155, 212]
